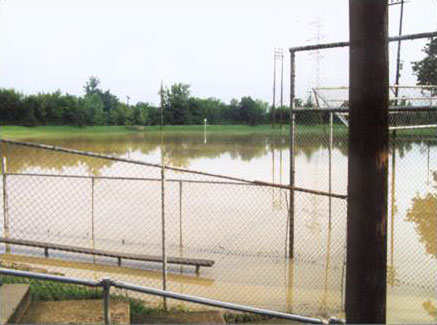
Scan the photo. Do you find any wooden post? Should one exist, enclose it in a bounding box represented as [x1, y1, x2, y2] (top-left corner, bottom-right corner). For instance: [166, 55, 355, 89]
[346, 1, 389, 323]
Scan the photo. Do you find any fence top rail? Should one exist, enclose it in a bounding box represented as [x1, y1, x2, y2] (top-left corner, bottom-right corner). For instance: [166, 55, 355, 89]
[289, 31, 437, 52]
[0, 139, 347, 199]
[0, 268, 344, 324]
[293, 106, 437, 113]
[4, 172, 289, 187]
[315, 85, 437, 90]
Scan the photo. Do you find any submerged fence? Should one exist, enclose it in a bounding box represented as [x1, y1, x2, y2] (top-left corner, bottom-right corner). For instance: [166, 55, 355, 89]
[1, 123, 436, 323]
[0, 138, 350, 320]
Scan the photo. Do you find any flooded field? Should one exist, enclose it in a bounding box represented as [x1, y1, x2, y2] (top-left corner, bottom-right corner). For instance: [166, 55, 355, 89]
[0, 130, 436, 323]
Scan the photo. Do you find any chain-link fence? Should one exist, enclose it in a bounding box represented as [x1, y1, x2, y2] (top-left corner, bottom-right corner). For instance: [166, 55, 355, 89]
[0, 139, 348, 321]
[288, 32, 437, 324]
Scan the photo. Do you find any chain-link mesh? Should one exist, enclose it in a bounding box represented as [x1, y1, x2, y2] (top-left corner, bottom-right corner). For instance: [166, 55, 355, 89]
[0, 139, 348, 321]
[290, 35, 437, 323]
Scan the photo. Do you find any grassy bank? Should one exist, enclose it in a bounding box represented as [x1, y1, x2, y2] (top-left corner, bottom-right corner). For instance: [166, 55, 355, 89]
[0, 124, 345, 140]
[0, 125, 142, 139]
[1, 124, 434, 140]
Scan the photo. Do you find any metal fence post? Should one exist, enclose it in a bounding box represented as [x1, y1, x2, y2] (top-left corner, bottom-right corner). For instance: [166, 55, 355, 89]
[161, 160, 168, 310]
[179, 181, 183, 250]
[288, 50, 296, 259]
[91, 177, 95, 249]
[2, 156, 10, 253]
[102, 277, 111, 325]
[329, 112, 333, 229]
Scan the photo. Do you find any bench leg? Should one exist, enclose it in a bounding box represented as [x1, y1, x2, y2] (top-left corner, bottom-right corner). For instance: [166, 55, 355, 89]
[118, 257, 122, 266]
[195, 265, 200, 275]
[44, 248, 49, 258]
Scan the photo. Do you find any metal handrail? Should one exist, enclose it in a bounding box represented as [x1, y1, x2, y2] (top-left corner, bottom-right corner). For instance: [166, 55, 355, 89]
[0, 268, 344, 324]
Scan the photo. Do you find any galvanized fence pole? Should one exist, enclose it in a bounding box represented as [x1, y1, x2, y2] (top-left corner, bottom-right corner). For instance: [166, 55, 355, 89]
[161, 160, 168, 310]
[389, 131, 396, 287]
[91, 177, 95, 249]
[329, 113, 333, 228]
[179, 181, 183, 250]
[288, 50, 296, 259]
[2, 156, 10, 253]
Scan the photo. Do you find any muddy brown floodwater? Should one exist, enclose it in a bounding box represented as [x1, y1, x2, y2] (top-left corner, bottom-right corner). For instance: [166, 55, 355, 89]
[1, 131, 436, 323]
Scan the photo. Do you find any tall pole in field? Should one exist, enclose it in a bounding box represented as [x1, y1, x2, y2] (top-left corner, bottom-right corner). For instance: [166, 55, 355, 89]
[160, 80, 164, 130]
[272, 50, 277, 129]
[347, 1, 388, 323]
[391, 0, 405, 105]
[280, 49, 284, 130]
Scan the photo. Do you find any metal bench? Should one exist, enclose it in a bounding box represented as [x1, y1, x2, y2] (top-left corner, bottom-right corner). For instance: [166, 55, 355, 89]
[0, 237, 214, 274]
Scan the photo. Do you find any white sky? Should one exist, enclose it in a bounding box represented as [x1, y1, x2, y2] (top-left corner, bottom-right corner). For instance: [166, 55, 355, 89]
[1, 0, 436, 105]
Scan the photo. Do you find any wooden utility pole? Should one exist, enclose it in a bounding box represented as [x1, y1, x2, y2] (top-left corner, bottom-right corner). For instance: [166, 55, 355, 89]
[346, 1, 389, 323]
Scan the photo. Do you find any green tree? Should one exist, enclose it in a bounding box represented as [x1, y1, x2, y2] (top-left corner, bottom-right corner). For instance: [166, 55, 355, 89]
[412, 38, 437, 95]
[133, 102, 150, 125]
[83, 93, 106, 125]
[100, 90, 120, 113]
[43, 90, 64, 124]
[83, 76, 101, 96]
[163, 83, 191, 124]
[61, 94, 86, 126]
[0, 89, 23, 124]
[238, 97, 266, 126]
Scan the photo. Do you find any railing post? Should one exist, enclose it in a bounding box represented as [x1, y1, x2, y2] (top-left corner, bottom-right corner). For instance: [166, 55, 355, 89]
[2, 156, 10, 253]
[101, 277, 111, 325]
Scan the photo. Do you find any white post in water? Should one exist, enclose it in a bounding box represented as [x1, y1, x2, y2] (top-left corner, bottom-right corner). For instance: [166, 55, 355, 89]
[2, 157, 10, 253]
[204, 118, 207, 144]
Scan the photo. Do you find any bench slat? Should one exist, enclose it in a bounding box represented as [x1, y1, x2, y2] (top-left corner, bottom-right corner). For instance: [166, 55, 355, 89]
[0, 237, 214, 267]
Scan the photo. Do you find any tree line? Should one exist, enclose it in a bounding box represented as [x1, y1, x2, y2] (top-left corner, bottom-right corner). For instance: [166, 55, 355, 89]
[1, 76, 291, 127]
[2, 37, 433, 127]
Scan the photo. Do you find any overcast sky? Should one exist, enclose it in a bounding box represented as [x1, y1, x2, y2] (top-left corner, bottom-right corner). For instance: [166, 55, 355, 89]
[1, 1, 436, 105]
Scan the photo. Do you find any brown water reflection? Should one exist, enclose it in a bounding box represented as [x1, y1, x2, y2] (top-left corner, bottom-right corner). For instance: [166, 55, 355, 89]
[1, 132, 434, 175]
[406, 172, 437, 258]
[0, 132, 436, 323]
